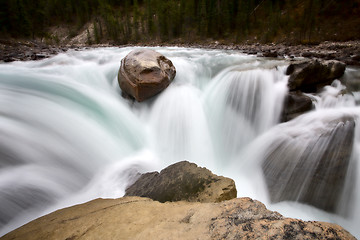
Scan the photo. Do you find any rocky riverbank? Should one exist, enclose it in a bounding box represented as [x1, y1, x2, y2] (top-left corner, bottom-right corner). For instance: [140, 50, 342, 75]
[1, 39, 360, 66]
[1, 161, 356, 240]
[203, 41, 360, 66]
[0, 39, 68, 62]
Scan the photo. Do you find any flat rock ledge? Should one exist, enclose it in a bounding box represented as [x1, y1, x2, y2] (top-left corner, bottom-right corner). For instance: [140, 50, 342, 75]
[1, 197, 355, 240]
[125, 161, 237, 203]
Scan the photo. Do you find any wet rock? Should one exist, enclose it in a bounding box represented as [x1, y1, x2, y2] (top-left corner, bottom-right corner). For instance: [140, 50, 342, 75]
[118, 49, 176, 102]
[263, 50, 278, 58]
[301, 52, 315, 58]
[3, 57, 16, 63]
[286, 59, 346, 92]
[125, 161, 237, 203]
[30, 54, 48, 60]
[0, 40, 67, 62]
[262, 117, 355, 212]
[2, 197, 355, 240]
[281, 91, 313, 122]
[352, 54, 360, 61]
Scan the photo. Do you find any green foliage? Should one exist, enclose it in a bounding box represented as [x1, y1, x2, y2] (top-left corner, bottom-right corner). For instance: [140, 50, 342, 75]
[0, 0, 359, 43]
[86, 28, 92, 45]
[93, 21, 100, 44]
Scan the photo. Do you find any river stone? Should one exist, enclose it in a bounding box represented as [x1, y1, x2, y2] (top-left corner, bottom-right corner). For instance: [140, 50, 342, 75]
[2, 197, 355, 240]
[262, 117, 355, 212]
[125, 161, 237, 203]
[281, 91, 313, 122]
[118, 49, 176, 101]
[286, 59, 346, 92]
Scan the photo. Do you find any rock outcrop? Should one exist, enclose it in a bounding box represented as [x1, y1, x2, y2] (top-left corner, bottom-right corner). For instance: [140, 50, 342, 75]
[118, 49, 176, 102]
[125, 161, 237, 203]
[1, 197, 355, 240]
[263, 117, 355, 212]
[286, 59, 346, 92]
[281, 91, 313, 122]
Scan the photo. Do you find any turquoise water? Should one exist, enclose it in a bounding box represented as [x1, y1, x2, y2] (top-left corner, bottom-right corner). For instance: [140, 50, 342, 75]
[0, 47, 359, 237]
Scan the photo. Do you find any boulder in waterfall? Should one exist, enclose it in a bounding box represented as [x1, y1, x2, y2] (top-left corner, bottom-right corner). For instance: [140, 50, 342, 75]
[262, 116, 355, 212]
[281, 91, 313, 122]
[286, 59, 346, 92]
[125, 161, 237, 203]
[2, 197, 356, 240]
[118, 49, 176, 102]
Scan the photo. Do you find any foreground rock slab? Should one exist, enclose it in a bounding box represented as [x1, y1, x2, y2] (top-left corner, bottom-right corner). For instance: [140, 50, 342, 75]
[125, 161, 237, 203]
[1, 197, 355, 240]
[118, 49, 176, 102]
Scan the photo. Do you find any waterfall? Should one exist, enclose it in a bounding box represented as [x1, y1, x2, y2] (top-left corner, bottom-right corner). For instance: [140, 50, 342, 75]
[203, 65, 287, 161]
[0, 47, 359, 238]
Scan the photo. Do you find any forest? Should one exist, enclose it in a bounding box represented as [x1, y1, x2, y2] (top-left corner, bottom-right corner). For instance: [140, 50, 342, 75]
[0, 0, 359, 44]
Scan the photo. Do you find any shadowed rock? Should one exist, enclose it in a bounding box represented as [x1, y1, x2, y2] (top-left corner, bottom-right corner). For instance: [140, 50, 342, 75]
[125, 161, 237, 203]
[281, 91, 313, 122]
[118, 49, 176, 101]
[263, 117, 355, 212]
[286, 59, 346, 92]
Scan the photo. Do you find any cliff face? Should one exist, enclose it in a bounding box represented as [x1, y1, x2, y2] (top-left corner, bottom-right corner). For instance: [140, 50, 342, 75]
[1, 196, 355, 240]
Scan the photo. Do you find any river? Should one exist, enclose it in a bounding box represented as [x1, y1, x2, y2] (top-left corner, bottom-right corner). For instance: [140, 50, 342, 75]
[0, 47, 359, 237]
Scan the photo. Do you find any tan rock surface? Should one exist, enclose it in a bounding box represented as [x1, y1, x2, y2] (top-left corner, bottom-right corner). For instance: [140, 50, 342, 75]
[1, 197, 355, 240]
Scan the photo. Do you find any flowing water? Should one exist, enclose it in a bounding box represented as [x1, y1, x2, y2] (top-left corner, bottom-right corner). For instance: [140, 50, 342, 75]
[0, 47, 359, 237]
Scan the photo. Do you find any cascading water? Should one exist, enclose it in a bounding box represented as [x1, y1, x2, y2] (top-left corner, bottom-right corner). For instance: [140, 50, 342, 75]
[204, 64, 287, 161]
[0, 47, 359, 238]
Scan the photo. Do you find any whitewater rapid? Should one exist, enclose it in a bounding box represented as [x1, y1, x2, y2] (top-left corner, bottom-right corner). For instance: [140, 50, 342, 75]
[0, 47, 359, 237]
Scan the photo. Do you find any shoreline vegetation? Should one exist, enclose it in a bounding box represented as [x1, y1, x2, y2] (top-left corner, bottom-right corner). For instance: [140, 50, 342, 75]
[0, 0, 359, 64]
[1, 1, 360, 44]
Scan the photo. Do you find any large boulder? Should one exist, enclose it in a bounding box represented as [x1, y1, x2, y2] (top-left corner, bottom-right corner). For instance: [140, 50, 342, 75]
[125, 161, 237, 203]
[286, 59, 346, 92]
[281, 91, 313, 122]
[118, 49, 176, 102]
[1, 197, 355, 240]
[262, 116, 355, 212]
